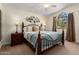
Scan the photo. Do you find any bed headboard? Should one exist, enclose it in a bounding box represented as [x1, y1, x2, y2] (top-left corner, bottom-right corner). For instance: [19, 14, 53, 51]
[22, 22, 41, 33]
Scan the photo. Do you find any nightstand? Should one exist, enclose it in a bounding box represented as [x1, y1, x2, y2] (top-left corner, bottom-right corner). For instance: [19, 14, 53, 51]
[11, 33, 23, 46]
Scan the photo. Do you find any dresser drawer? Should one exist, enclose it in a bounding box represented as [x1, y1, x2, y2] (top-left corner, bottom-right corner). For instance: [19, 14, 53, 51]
[11, 33, 23, 46]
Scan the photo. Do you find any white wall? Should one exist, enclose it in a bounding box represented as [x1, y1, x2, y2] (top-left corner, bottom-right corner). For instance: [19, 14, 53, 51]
[1, 4, 46, 46]
[46, 4, 79, 43]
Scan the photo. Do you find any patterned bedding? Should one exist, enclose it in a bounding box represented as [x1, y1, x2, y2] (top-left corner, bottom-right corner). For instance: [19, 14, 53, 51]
[24, 31, 62, 49]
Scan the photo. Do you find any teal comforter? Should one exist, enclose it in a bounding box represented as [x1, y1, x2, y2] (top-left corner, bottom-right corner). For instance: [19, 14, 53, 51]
[24, 31, 62, 48]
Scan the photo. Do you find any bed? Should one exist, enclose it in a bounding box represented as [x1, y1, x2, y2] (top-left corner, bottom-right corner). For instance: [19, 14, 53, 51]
[22, 22, 64, 54]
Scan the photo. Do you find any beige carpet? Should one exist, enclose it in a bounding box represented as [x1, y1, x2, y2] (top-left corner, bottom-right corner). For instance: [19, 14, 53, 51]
[0, 40, 79, 55]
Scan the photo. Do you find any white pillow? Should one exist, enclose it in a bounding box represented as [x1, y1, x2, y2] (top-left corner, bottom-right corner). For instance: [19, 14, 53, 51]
[23, 26, 32, 32]
[24, 26, 40, 32]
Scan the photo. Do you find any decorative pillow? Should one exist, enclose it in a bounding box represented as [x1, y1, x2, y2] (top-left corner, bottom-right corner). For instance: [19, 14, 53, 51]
[24, 26, 40, 32]
[33, 26, 39, 32]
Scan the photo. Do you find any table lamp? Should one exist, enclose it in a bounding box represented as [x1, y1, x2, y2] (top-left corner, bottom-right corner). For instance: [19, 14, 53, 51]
[15, 22, 19, 33]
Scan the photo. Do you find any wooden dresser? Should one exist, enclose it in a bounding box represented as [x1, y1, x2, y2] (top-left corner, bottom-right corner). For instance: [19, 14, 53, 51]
[11, 33, 23, 46]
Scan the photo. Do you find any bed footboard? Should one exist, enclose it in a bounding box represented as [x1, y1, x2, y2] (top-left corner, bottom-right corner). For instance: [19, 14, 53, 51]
[37, 30, 64, 55]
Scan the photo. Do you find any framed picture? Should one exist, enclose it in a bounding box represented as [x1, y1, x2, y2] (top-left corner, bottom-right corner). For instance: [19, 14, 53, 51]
[56, 12, 68, 29]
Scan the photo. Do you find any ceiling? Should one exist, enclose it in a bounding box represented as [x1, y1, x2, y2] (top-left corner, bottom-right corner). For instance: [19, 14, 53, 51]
[3, 3, 71, 16]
